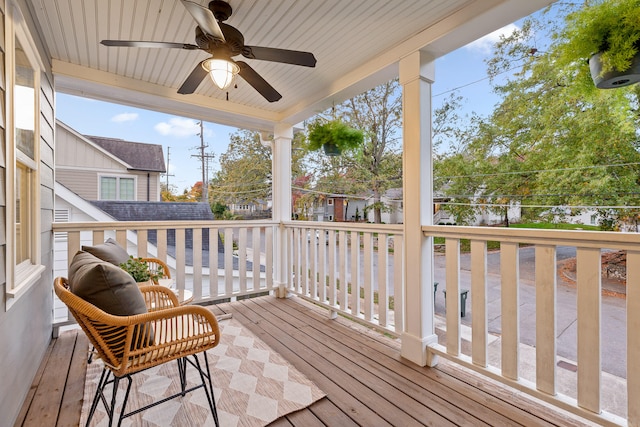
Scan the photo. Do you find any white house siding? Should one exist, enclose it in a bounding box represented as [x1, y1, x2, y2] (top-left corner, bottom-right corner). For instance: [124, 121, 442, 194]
[2, 2, 56, 424]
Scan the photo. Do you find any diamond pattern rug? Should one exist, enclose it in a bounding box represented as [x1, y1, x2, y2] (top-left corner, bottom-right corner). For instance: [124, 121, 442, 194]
[80, 317, 325, 426]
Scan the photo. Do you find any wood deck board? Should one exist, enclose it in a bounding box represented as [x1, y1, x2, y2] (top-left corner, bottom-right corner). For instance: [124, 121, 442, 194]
[22, 332, 77, 427]
[238, 297, 469, 426]
[274, 296, 563, 427]
[277, 296, 572, 427]
[225, 300, 395, 427]
[18, 295, 600, 427]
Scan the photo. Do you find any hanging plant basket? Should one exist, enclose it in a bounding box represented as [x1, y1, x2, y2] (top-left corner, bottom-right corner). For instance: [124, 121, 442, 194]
[322, 142, 342, 156]
[556, 0, 640, 91]
[589, 51, 640, 89]
[306, 119, 364, 156]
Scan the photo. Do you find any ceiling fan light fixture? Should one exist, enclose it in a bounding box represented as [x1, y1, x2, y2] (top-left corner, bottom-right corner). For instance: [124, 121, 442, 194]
[202, 57, 239, 90]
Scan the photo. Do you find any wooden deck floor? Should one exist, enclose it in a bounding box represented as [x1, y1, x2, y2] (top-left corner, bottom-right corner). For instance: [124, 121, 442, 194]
[16, 295, 598, 427]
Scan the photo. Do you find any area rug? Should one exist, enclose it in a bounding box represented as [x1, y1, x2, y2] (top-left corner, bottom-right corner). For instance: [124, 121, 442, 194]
[80, 317, 325, 426]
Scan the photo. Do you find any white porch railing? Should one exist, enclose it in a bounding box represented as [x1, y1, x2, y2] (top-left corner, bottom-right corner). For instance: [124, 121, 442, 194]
[52, 220, 278, 325]
[51, 220, 637, 425]
[424, 225, 637, 427]
[284, 221, 404, 336]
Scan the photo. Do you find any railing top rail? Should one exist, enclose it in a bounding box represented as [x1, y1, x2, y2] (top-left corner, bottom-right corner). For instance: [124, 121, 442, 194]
[52, 219, 279, 232]
[284, 220, 403, 234]
[423, 224, 640, 250]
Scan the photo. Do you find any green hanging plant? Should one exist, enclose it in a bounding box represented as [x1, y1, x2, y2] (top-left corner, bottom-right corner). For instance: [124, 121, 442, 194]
[306, 119, 364, 156]
[555, 0, 640, 90]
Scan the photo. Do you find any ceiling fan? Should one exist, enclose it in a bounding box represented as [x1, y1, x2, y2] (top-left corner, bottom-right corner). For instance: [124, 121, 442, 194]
[101, 0, 317, 102]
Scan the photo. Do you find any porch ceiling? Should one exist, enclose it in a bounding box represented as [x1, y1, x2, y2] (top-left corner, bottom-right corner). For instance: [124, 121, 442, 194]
[28, 0, 554, 131]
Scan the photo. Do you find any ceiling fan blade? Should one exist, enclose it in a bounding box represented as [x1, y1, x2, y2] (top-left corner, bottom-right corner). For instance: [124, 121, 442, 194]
[243, 46, 316, 67]
[101, 40, 199, 50]
[181, 0, 225, 42]
[236, 61, 282, 102]
[178, 61, 209, 94]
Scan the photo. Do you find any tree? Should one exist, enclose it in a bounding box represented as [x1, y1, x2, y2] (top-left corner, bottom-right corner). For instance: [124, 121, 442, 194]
[436, 6, 640, 227]
[209, 130, 272, 208]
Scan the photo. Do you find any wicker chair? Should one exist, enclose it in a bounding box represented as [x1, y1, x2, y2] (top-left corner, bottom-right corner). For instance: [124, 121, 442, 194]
[140, 257, 171, 282]
[54, 277, 220, 427]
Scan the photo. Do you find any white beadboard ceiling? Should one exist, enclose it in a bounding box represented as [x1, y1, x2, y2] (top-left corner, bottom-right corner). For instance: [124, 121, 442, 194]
[27, 0, 554, 131]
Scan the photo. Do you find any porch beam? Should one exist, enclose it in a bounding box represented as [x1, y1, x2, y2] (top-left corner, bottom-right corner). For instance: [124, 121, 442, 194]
[271, 123, 293, 298]
[399, 50, 438, 367]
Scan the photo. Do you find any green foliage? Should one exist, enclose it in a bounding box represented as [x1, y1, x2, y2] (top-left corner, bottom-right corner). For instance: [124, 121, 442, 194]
[306, 119, 364, 153]
[119, 256, 160, 283]
[435, 7, 640, 227]
[554, 0, 640, 93]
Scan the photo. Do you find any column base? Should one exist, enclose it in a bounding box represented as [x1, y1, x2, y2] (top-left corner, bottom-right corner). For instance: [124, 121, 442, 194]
[401, 332, 439, 367]
[274, 282, 292, 299]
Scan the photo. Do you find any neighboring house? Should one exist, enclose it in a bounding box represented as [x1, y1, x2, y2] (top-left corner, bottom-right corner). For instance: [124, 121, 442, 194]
[55, 120, 166, 202]
[230, 199, 272, 219]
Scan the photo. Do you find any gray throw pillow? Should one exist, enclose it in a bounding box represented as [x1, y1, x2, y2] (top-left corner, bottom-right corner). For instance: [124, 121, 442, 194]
[82, 238, 130, 266]
[69, 251, 147, 316]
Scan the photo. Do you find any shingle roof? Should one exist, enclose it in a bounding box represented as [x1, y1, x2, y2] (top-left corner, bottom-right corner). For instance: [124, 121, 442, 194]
[86, 136, 166, 172]
[90, 201, 213, 221]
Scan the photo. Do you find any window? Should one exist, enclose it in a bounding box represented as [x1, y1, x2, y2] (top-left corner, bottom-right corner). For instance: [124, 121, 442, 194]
[8, 29, 44, 303]
[327, 198, 334, 206]
[100, 176, 135, 200]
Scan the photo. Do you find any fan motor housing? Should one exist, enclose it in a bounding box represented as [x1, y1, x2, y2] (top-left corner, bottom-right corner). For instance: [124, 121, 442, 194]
[209, 1, 232, 22]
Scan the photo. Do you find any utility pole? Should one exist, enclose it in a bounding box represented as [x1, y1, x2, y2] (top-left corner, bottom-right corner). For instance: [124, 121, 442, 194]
[191, 121, 215, 203]
[164, 146, 175, 194]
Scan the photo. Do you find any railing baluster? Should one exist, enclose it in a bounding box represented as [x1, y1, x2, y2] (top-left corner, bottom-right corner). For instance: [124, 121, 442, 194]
[137, 229, 148, 257]
[157, 229, 167, 261]
[265, 226, 273, 289]
[445, 238, 461, 356]
[318, 228, 327, 303]
[301, 229, 309, 296]
[628, 250, 640, 426]
[500, 242, 519, 380]
[309, 229, 317, 299]
[339, 230, 348, 312]
[351, 231, 361, 316]
[393, 234, 404, 333]
[252, 227, 261, 291]
[363, 232, 373, 320]
[116, 230, 127, 250]
[224, 228, 233, 295]
[535, 245, 556, 396]
[175, 229, 186, 292]
[471, 239, 487, 367]
[328, 230, 337, 317]
[576, 246, 601, 413]
[239, 227, 247, 293]
[209, 227, 219, 298]
[378, 233, 388, 327]
[192, 228, 202, 301]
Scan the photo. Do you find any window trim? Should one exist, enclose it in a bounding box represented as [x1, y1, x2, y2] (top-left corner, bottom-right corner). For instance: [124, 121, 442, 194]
[6, 10, 45, 309]
[98, 174, 137, 201]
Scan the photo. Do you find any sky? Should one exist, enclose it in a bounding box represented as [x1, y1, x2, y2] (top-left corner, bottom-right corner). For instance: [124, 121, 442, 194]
[55, 8, 551, 193]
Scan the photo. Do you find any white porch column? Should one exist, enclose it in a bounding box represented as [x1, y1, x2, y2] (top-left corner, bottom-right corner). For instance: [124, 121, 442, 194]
[271, 123, 293, 298]
[400, 50, 438, 367]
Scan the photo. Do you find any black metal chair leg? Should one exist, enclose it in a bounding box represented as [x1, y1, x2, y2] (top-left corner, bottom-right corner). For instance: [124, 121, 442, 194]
[177, 357, 187, 396]
[195, 352, 219, 427]
[86, 368, 109, 427]
[117, 376, 133, 427]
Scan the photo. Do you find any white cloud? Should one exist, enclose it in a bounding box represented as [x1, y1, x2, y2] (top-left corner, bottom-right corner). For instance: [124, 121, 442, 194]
[111, 112, 138, 123]
[154, 117, 214, 138]
[465, 23, 519, 55]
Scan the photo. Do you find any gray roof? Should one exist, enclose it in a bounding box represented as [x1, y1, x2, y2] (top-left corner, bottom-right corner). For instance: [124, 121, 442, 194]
[86, 135, 166, 172]
[89, 201, 213, 221]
